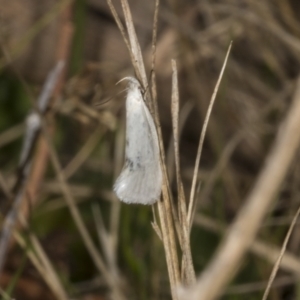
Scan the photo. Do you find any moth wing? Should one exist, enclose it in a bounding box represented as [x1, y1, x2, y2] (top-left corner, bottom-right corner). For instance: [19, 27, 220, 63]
[114, 100, 162, 205]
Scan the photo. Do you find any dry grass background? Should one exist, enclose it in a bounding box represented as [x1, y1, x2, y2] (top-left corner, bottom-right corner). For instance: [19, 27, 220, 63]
[1, 0, 300, 299]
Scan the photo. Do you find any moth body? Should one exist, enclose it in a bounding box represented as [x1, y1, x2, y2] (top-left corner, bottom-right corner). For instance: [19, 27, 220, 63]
[113, 77, 162, 205]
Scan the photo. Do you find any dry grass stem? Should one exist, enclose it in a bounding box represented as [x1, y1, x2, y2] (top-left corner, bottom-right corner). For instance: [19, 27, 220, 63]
[120, 0, 147, 87]
[1, 201, 68, 300]
[107, 1, 182, 297]
[262, 205, 300, 299]
[105, 0, 143, 87]
[151, 38, 180, 300]
[166, 102, 194, 183]
[12, 223, 68, 300]
[108, 123, 125, 267]
[150, 0, 160, 92]
[187, 41, 233, 227]
[0, 124, 24, 149]
[40, 124, 126, 300]
[200, 131, 244, 205]
[171, 60, 196, 284]
[180, 76, 300, 300]
[0, 286, 13, 300]
[2, 1, 300, 299]
[63, 125, 104, 179]
[152, 45, 180, 300]
[0, 172, 11, 199]
[92, 203, 119, 278]
[150, 0, 159, 115]
[194, 214, 300, 276]
[225, 276, 295, 295]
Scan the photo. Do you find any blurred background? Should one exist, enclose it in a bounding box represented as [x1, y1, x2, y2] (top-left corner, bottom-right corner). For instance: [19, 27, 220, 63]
[1, 0, 300, 299]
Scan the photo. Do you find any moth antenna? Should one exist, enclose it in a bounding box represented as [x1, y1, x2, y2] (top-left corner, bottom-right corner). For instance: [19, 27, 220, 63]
[94, 88, 129, 108]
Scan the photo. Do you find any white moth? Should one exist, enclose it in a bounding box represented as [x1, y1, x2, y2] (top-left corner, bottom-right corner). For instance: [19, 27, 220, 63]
[113, 77, 162, 205]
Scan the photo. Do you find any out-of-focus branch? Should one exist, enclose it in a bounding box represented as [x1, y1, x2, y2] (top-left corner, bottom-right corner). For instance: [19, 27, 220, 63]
[0, 3, 73, 254]
[0, 61, 64, 275]
[26, 2, 73, 208]
[194, 214, 300, 275]
[179, 77, 300, 300]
